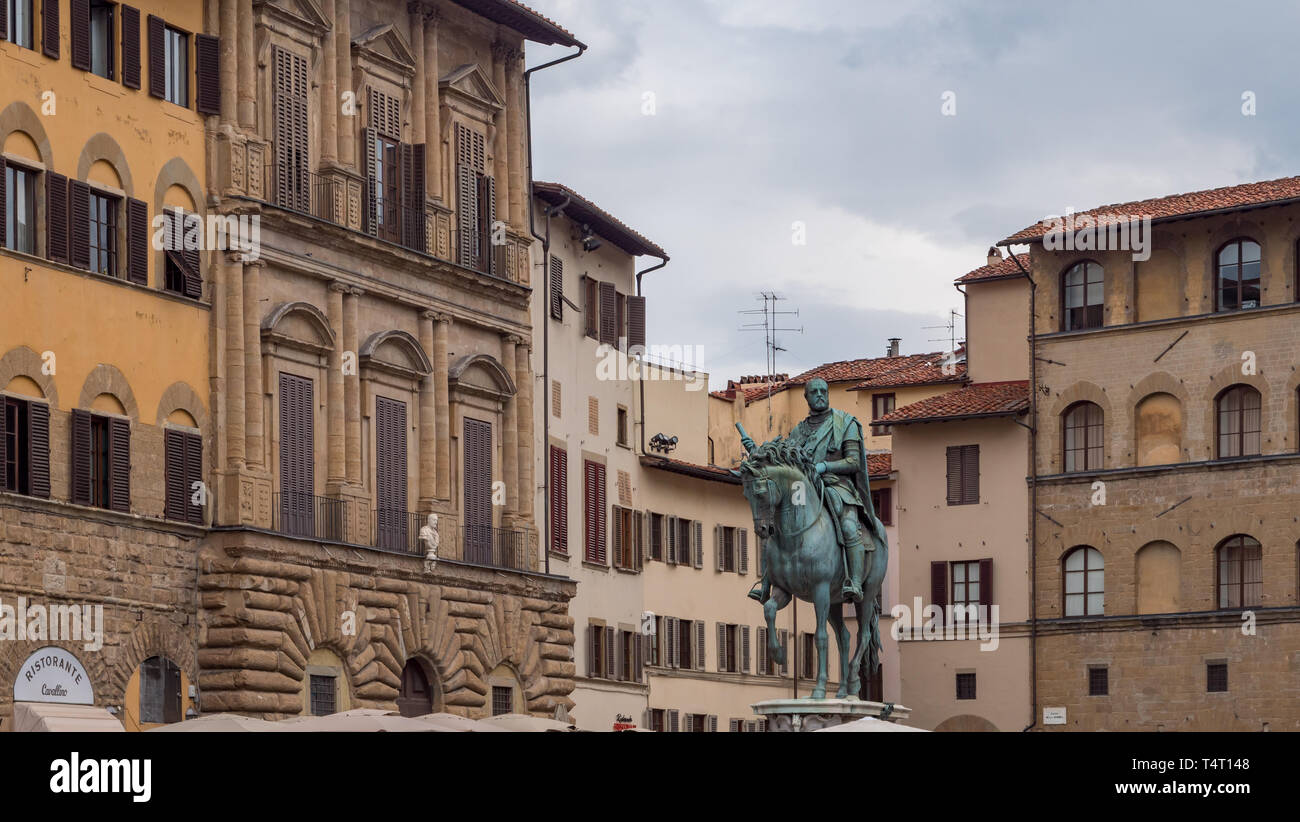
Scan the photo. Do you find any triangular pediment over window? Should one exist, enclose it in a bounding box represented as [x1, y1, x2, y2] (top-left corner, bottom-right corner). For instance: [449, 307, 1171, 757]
[353, 23, 416, 74]
[262, 0, 330, 33]
[440, 64, 505, 112]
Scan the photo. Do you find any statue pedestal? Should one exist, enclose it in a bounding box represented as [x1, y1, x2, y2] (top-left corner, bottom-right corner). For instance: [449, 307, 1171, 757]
[752, 699, 912, 732]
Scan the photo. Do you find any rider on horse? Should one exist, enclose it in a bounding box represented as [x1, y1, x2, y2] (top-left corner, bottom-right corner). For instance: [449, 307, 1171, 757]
[743, 377, 885, 603]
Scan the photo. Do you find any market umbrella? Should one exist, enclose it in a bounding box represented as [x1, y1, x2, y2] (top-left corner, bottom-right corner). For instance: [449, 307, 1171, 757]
[475, 713, 579, 732]
[411, 712, 508, 732]
[814, 717, 929, 732]
[147, 713, 284, 732]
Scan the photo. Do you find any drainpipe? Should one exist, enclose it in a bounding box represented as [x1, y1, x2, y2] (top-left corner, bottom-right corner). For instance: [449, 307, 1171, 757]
[1007, 249, 1039, 731]
[526, 42, 586, 577]
[635, 257, 668, 457]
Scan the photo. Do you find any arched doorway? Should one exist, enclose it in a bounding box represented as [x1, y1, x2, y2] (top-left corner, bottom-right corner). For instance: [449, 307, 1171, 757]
[397, 659, 433, 717]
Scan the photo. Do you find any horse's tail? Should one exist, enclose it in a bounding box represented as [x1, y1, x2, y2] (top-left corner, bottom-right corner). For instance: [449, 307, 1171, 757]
[865, 522, 888, 674]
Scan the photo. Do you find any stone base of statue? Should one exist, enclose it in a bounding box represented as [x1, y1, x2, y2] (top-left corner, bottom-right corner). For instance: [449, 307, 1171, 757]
[752, 698, 912, 732]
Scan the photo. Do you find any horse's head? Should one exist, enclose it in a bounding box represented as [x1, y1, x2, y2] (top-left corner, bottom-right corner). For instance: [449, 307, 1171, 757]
[736, 437, 818, 541]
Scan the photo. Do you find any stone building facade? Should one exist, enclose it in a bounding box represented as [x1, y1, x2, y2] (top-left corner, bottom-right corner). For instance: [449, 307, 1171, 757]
[0, 0, 211, 729]
[1000, 178, 1300, 731]
[197, 0, 581, 720]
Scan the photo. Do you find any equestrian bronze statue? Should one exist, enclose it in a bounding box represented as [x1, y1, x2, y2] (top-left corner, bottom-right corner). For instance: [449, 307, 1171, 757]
[733, 377, 888, 699]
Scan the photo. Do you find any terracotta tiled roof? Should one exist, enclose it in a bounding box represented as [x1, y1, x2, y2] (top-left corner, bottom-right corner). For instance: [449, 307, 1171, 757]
[1000, 175, 1300, 245]
[448, 0, 580, 46]
[789, 353, 935, 386]
[878, 381, 1030, 425]
[849, 354, 966, 391]
[866, 452, 892, 478]
[958, 253, 1029, 283]
[709, 374, 790, 403]
[640, 456, 741, 485]
[533, 181, 667, 259]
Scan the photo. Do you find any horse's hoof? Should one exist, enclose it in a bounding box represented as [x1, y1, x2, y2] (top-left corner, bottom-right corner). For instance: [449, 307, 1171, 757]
[835, 689, 847, 699]
[811, 689, 826, 700]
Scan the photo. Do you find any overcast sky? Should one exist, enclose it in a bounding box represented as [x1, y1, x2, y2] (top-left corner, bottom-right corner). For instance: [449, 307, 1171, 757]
[523, 0, 1300, 387]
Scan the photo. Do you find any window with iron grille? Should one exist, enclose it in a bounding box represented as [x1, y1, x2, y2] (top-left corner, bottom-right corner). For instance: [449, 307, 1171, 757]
[491, 685, 514, 716]
[1063, 402, 1104, 472]
[309, 674, 336, 716]
[871, 393, 895, 436]
[1062, 260, 1104, 330]
[1206, 662, 1228, 693]
[88, 191, 119, 277]
[1216, 535, 1262, 609]
[955, 672, 976, 700]
[1216, 385, 1261, 458]
[1088, 666, 1108, 696]
[3, 160, 37, 254]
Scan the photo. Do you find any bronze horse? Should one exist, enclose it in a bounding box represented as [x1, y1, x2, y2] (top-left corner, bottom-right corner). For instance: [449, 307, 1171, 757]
[736, 438, 886, 699]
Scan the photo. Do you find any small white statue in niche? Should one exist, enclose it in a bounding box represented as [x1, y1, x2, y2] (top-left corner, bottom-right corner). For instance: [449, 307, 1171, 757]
[419, 513, 440, 561]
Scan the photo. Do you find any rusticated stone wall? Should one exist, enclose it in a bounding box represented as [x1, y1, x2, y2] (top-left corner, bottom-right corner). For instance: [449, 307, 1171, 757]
[197, 529, 576, 719]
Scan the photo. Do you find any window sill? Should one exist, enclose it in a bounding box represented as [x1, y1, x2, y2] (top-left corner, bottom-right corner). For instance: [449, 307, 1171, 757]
[581, 560, 610, 572]
[0, 41, 43, 66]
[613, 565, 641, 576]
[84, 72, 124, 97]
[161, 101, 200, 125]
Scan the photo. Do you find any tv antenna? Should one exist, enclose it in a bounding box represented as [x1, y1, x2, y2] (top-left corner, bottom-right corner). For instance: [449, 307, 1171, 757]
[739, 292, 802, 431]
[924, 309, 964, 353]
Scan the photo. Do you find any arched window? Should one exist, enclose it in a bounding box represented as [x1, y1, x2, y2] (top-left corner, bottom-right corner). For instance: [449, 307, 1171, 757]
[1063, 546, 1103, 616]
[396, 659, 434, 717]
[138, 656, 183, 725]
[1216, 239, 1261, 311]
[1062, 261, 1104, 330]
[1216, 535, 1262, 609]
[1216, 385, 1261, 458]
[1062, 401, 1103, 471]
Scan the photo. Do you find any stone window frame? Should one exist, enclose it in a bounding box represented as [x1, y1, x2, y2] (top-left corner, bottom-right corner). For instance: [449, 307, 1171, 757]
[1062, 545, 1104, 617]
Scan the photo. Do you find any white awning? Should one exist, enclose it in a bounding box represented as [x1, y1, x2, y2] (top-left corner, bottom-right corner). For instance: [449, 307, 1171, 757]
[11, 702, 125, 732]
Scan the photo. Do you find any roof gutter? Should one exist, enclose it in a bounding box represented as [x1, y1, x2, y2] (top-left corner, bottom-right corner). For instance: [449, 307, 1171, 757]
[525, 41, 585, 577]
[635, 256, 669, 457]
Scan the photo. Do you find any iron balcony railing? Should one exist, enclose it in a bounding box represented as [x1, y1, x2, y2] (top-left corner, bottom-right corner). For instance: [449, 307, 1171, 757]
[461, 525, 527, 571]
[373, 508, 425, 555]
[273, 492, 346, 542]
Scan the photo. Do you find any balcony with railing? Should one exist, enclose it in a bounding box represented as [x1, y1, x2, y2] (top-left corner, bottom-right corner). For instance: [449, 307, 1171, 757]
[265, 159, 527, 284]
[271, 492, 528, 571]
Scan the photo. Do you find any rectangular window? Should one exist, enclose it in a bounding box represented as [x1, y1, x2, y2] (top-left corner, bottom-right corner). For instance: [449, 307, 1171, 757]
[139, 657, 181, 725]
[945, 444, 979, 505]
[90, 415, 111, 508]
[719, 525, 736, 572]
[955, 672, 976, 700]
[162, 208, 200, 296]
[1088, 666, 1108, 696]
[584, 277, 599, 338]
[649, 512, 663, 561]
[583, 460, 606, 564]
[677, 619, 693, 670]
[616, 291, 627, 342]
[163, 25, 187, 106]
[309, 674, 336, 716]
[951, 560, 981, 608]
[612, 505, 636, 570]
[871, 392, 895, 436]
[799, 632, 815, 680]
[718, 623, 737, 673]
[90, 2, 115, 79]
[1206, 662, 1228, 693]
[88, 190, 119, 276]
[5, 0, 33, 48]
[0, 396, 47, 498]
[616, 406, 628, 447]
[676, 518, 692, 565]
[647, 708, 664, 733]
[491, 685, 513, 716]
[373, 134, 400, 242]
[4, 161, 37, 254]
[871, 487, 892, 526]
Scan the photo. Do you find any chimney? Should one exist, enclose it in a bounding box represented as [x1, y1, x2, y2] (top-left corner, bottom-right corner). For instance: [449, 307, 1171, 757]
[987, 246, 1003, 267]
[886, 338, 901, 358]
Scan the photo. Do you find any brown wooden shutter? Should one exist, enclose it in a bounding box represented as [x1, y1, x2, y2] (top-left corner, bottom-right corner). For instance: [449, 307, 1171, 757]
[0, 158, 5, 248]
[978, 558, 993, 609]
[147, 14, 165, 98]
[757, 626, 767, 674]
[738, 529, 749, 575]
[587, 625, 598, 678]
[375, 397, 408, 549]
[400, 143, 427, 252]
[278, 373, 315, 534]
[125, 198, 149, 285]
[120, 6, 141, 89]
[945, 446, 962, 505]
[779, 629, 789, 676]
[146, 14, 166, 98]
[42, 0, 60, 59]
[163, 661, 182, 723]
[693, 519, 704, 568]
[596, 463, 607, 564]
[713, 524, 722, 571]
[27, 401, 50, 499]
[716, 623, 725, 671]
[740, 625, 750, 673]
[195, 33, 221, 115]
[548, 256, 563, 320]
[68, 179, 91, 270]
[108, 416, 130, 512]
[634, 633, 643, 681]
[626, 295, 646, 350]
[549, 446, 567, 554]
[180, 213, 201, 299]
[70, 0, 91, 70]
[184, 430, 203, 525]
[931, 561, 948, 615]
[482, 175, 498, 277]
[70, 410, 92, 505]
[598, 282, 617, 346]
[0, 3, 8, 50]
[46, 172, 68, 263]
[611, 504, 623, 568]
[273, 47, 309, 211]
[604, 626, 616, 679]
[962, 445, 980, 504]
[456, 166, 476, 267]
[694, 619, 705, 671]
[164, 429, 186, 521]
[582, 460, 595, 562]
